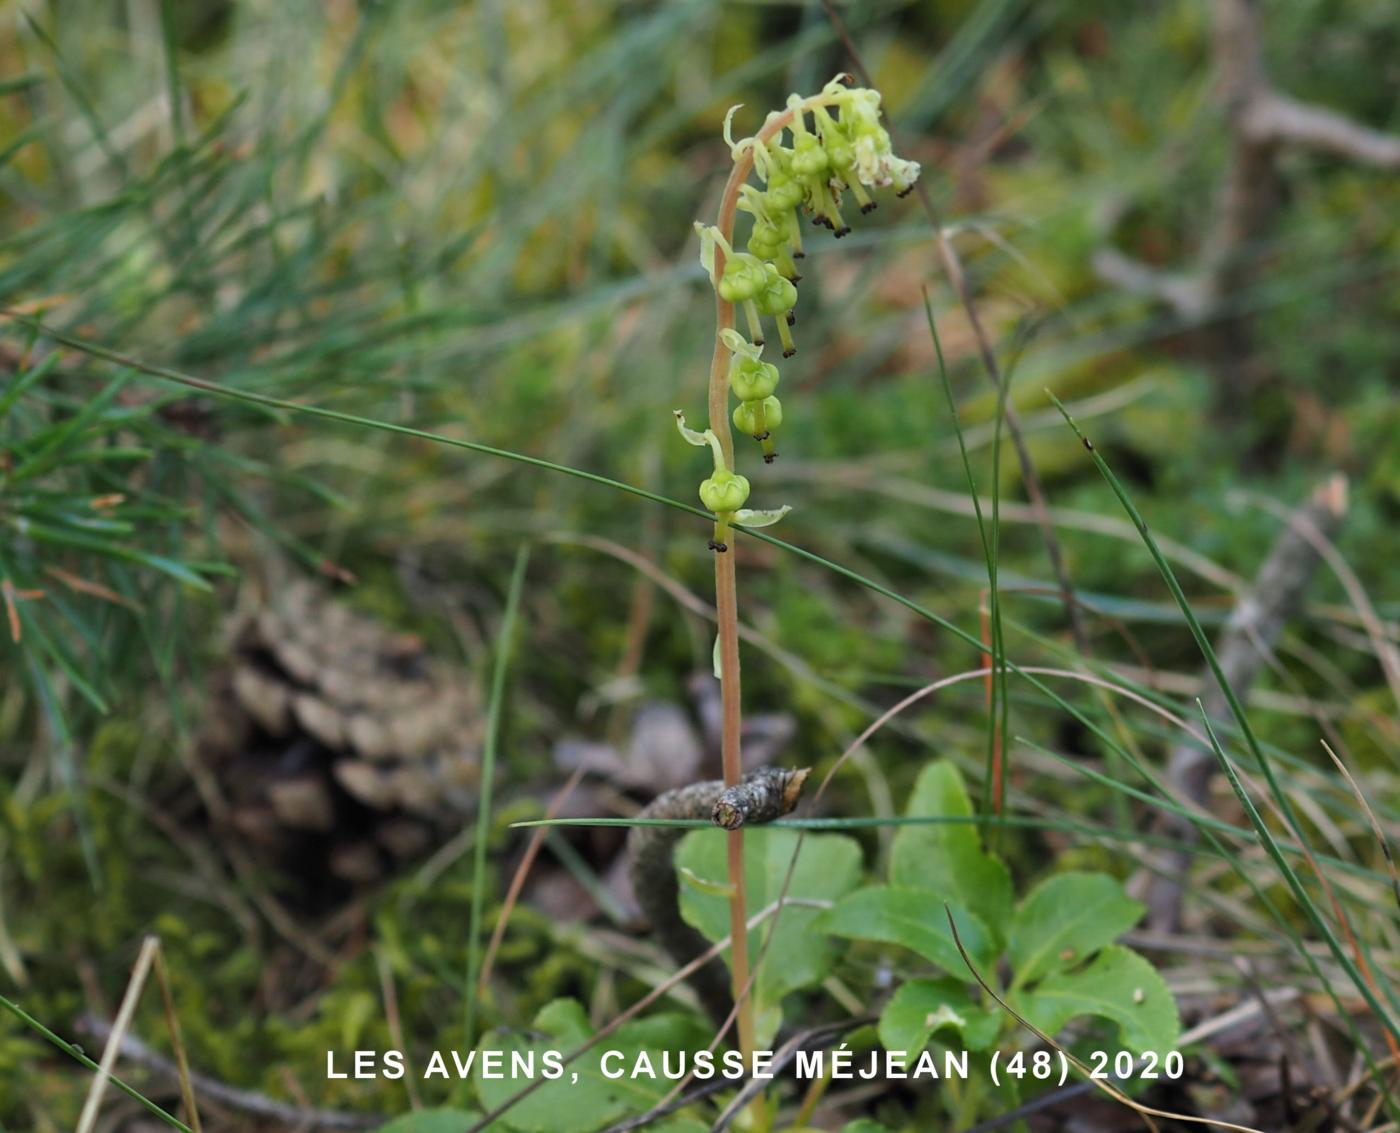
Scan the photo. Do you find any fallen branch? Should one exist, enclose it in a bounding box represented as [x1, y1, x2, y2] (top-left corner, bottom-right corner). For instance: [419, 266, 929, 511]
[1147, 474, 1348, 931]
[1091, 247, 1215, 321]
[1242, 91, 1400, 169]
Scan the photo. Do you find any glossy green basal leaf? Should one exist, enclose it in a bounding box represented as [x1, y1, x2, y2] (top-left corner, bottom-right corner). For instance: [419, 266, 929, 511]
[475, 999, 710, 1133]
[674, 828, 862, 1045]
[878, 977, 1001, 1055]
[821, 886, 997, 976]
[889, 762, 1013, 946]
[1014, 946, 1180, 1055]
[1009, 872, 1144, 986]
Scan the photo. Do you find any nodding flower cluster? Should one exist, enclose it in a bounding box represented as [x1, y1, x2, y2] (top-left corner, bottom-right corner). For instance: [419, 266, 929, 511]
[685, 76, 920, 551]
[674, 411, 789, 552]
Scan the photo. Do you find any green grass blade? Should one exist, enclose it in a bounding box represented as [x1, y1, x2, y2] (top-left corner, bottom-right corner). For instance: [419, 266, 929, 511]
[13, 316, 713, 525]
[1050, 391, 1399, 1043]
[1197, 707, 1399, 1110]
[922, 291, 1007, 825]
[463, 544, 531, 1043]
[0, 994, 192, 1133]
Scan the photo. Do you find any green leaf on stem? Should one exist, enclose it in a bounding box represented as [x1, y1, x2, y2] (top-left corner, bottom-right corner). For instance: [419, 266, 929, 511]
[674, 827, 861, 1045]
[1009, 872, 1144, 986]
[878, 977, 1000, 1054]
[889, 761, 1013, 947]
[821, 886, 997, 976]
[1014, 945, 1180, 1054]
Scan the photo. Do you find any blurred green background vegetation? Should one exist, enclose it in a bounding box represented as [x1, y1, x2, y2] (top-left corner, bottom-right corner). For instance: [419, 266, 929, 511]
[1, 0, 1398, 1127]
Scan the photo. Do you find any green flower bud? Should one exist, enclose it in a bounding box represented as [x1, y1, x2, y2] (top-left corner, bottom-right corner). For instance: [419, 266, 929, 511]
[716, 253, 768, 303]
[765, 175, 805, 213]
[699, 468, 751, 514]
[746, 219, 786, 259]
[791, 132, 829, 178]
[731, 356, 779, 402]
[814, 105, 856, 171]
[755, 265, 798, 318]
[750, 264, 798, 356]
[747, 237, 783, 262]
[756, 141, 807, 214]
[733, 395, 783, 439]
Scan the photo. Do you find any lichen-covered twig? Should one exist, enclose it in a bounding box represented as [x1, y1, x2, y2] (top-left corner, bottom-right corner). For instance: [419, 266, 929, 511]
[628, 767, 809, 1025]
[1147, 476, 1347, 931]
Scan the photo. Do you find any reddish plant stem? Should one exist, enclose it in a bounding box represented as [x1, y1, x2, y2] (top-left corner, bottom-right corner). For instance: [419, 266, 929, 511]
[706, 104, 802, 1061]
[715, 565, 751, 1054]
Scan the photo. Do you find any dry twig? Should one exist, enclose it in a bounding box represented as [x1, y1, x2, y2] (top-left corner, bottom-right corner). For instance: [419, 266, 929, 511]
[76, 937, 202, 1133]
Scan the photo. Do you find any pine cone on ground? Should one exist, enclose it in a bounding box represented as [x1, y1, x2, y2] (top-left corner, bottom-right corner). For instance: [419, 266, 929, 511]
[199, 581, 480, 893]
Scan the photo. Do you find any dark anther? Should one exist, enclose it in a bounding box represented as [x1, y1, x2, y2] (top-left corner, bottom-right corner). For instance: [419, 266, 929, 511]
[861, 202, 877, 214]
[752, 336, 765, 347]
[785, 311, 796, 326]
[897, 186, 915, 198]
[834, 226, 851, 238]
[1082, 437, 1094, 452]
[708, 539, 728, 553]
[763, 452, 777, 463]
[782, 347, 796, 358]
[792, 250, 806, 260]
[757, 430, 771, 441]
[790, 273, 803, 283]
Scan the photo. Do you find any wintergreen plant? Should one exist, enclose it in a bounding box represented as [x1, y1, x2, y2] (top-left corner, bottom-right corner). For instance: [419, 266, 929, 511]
[678, 75, 921, 1065]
